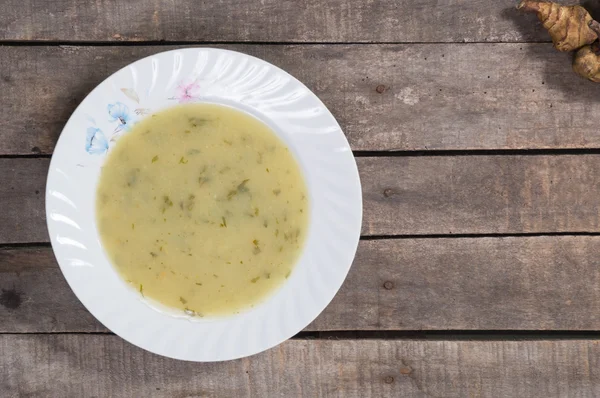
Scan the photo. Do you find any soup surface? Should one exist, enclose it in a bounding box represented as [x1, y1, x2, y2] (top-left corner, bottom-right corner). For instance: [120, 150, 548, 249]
[96, 103, 309, 317]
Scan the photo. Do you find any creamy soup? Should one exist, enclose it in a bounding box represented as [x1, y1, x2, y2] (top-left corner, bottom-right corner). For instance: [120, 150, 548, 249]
[96, 103, 309, 317]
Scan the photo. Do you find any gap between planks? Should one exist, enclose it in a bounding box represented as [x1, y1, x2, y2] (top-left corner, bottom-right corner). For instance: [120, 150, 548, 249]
[5, 230, 600, 250]
[11, 148, 600, 160]
[4, 330, 600, 341]
[0, 40, 556, 46]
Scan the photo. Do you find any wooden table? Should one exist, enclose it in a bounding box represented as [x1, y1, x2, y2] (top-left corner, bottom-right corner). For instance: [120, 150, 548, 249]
[3, 0, 600, 396]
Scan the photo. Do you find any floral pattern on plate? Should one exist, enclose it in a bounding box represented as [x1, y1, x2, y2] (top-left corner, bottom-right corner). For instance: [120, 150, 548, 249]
[85, 81, 201, 154]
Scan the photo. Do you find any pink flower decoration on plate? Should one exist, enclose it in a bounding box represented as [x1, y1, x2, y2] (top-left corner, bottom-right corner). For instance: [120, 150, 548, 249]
[173, 81, 201, 103]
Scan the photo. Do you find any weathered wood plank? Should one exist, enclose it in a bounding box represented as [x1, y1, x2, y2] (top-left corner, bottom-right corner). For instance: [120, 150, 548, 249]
[0, 159, 46, 243]
[0, 0, 587, 43]
[358, 155, 600, 235]
[362, 155, 600, 236]
[3, 236, 600, 332]
[0, 247, 104, 332]
[3, 44, 600, 155]
[2, 335, 600, 397]
[6, 155, 600, 243]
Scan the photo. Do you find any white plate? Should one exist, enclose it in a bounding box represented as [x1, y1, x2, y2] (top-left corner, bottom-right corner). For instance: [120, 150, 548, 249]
[46, 48, 362, 361]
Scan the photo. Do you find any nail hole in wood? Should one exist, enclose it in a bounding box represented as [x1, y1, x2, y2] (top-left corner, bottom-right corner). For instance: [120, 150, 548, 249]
[383, 189, 394, 198]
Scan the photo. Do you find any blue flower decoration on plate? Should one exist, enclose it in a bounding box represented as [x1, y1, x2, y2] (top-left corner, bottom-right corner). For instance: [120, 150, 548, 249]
[107, 102, 132, 132]
[85, 127, 108, 155]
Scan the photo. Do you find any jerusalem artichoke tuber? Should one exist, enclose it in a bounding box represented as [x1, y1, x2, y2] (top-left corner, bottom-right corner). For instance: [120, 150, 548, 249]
[573, 20, 600, 82]
[517, 1, 598, 52]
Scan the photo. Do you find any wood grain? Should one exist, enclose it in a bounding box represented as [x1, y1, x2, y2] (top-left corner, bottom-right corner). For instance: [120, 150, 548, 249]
[3, 236, 600, 332]
[7, 155, 600, 243]
[2, 335, 600, 397]
[0, 0, 589, 43]
[362, 155, 600, 236]
[0, 159, 46, 244]
[3, 44, 600, 155]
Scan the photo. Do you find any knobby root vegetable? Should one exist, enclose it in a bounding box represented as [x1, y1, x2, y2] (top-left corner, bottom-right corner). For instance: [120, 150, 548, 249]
[573, 20, 600, 82]
[517, 1, 598, 52]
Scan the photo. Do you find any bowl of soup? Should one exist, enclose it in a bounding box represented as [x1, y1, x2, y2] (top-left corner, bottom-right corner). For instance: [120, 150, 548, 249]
[46, 48, 362, 361]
